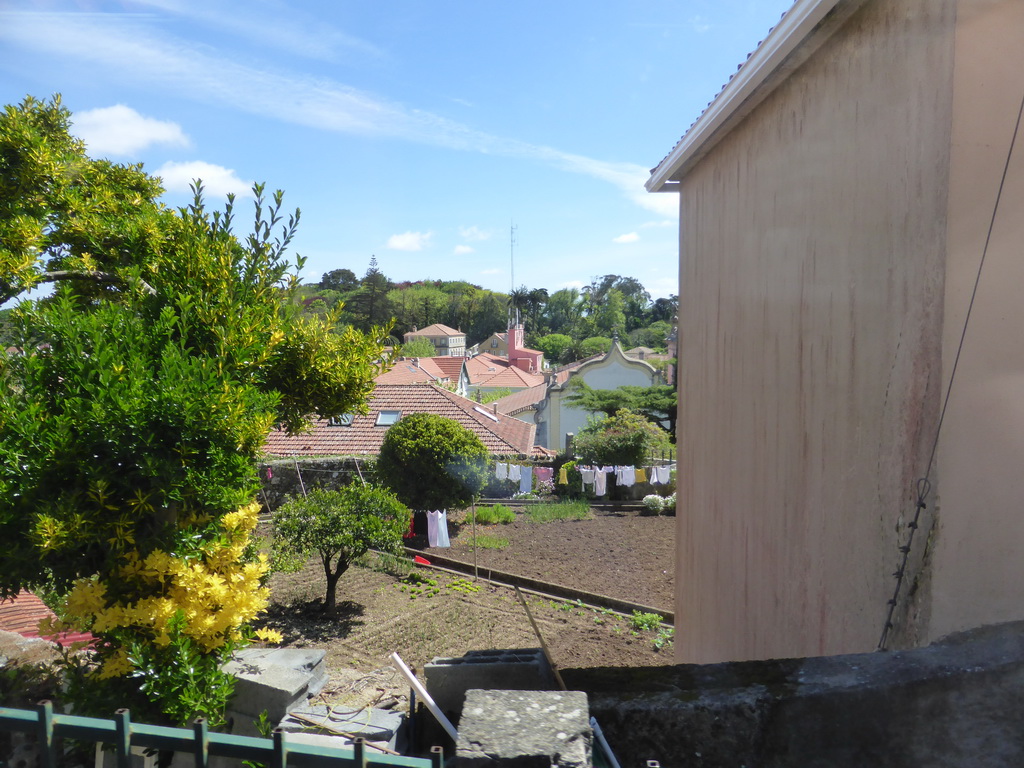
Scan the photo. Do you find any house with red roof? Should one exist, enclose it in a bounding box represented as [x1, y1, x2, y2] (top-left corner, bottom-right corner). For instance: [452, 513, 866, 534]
[263, 383, 542, 458]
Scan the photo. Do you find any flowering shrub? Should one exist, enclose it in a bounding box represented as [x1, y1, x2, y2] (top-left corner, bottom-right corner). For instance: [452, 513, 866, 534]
[44, 502, 272, 725]
[535, 478, 556, 497]
[642, 494, 665, 513]
[0, 99, 390, 727]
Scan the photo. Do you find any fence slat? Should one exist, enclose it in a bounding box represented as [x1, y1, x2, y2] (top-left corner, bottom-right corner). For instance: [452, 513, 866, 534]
[114, 709, 131, 768]
[2, 706, 436, 768]
[36, 701, 56, 768]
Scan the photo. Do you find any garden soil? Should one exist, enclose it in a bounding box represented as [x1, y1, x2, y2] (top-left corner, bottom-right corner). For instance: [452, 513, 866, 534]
[262, 505, 676, 702]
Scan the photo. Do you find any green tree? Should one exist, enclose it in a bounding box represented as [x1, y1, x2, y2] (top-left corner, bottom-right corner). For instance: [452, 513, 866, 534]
[594, 288, 627, 337]
[350, 256, 393, 331]
[272, 485, 408, 615]
[580, 336, 613, 358]
[572, 409, 672, 467]
[0, 95, 391, 724]
[533, 333, 573, 362]
[376, 413, 488, 511]
[565, 380, 677, 439]
[542, 288, 585, 338]
[320, 268, 359, 292]
[400, 335, 437, 357]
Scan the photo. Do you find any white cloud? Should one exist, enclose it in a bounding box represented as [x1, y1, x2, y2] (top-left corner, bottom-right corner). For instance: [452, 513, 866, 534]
[480, 268, 502, 275]
[0, 11, 680, 216]
[387, 231, 432, 252]
[689, 15, 712, 34]
[156, 161, 252, 199]
[459, 225, 491, 242]
[613, 232, 640, 244]
[129, 0, 383, 63]
[72, 104, 189, 156]
[454, 245, 474, 255]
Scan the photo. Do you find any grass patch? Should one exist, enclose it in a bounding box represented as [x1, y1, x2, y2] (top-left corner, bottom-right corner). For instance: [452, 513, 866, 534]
[469, 504, 516, 524]
[473, 534, 510, 549]
[525, 499, 591, 523]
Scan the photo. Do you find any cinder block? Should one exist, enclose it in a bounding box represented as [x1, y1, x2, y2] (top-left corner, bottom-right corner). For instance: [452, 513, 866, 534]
[223, 648, 327, 734]
[424, 648, 554, 717]
[456, 690, 591, 768]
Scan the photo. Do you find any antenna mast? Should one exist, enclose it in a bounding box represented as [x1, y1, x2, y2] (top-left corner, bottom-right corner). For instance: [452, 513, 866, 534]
[510, 222, 518, 324]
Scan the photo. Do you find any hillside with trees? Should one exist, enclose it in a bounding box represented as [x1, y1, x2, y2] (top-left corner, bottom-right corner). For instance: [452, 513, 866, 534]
[295, 267, 678, 365]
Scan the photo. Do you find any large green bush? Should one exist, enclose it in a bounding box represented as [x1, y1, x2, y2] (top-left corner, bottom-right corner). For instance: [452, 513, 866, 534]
[376, 413, 488, 510]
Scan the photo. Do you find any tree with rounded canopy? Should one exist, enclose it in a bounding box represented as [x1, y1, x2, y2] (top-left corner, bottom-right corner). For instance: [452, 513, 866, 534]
[0, 95, 392, 725]
[271, 485, 408, 616]
[572, 408, 672, 467]
[376, 413, 488, 511]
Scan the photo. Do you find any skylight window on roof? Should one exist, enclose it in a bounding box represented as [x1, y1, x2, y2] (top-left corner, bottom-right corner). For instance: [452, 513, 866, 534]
[327, 413, 353, 427]
[376, 410, 401, 426]
[474, 406, 499, 423]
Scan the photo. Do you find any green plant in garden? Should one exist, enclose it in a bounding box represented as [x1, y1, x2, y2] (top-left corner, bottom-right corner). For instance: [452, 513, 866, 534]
[526, 500, 591, 523]
[471, 504, 516, 524]
[652, 627, 675, 651]
[630, 611, 664, 632]
[376, 413, 488, 511]
[272, 485, 408, 615]
[474, 534, 509, 549]
[0, 95, 390, 725]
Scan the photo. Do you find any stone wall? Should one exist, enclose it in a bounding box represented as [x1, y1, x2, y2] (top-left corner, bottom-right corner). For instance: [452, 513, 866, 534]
[563, 620, 1024, 768]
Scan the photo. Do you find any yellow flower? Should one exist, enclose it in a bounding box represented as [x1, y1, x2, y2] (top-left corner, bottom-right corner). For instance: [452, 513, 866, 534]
[254, 628, 283, 644]
[96, 648, 134, 680]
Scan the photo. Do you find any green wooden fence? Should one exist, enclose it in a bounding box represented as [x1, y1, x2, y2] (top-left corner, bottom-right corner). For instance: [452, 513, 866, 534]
[0, 702, 441, 768]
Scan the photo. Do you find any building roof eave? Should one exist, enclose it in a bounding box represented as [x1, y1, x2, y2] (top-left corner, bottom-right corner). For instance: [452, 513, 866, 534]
[647, 0, 869, 192]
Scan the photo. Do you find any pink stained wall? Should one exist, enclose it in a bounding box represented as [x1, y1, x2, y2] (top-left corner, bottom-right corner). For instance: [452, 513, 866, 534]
[672, 0, 956, 663]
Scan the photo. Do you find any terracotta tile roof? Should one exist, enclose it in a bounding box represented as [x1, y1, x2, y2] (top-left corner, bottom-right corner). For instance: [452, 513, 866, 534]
[492, 384, 548, 416]
[0, 591, 93, 647]
[405, 323, 463, 337]
[428, 357, 468, 379]
[375, 357, 450, 385]
[263, 383, 537, 457]
[465, 353, 545, 389]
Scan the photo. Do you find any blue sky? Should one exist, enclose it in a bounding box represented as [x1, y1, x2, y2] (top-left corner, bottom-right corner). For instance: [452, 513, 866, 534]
[1, 0, 793, 301]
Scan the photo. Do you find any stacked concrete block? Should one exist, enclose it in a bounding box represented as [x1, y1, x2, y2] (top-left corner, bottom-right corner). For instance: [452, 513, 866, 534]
[424, 648, 554, 718]
[455, 690, 591, 768]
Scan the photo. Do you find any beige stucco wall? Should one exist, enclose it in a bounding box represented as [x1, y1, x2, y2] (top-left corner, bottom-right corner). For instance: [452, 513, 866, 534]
[545, 344, 660, 452]
[673, 0, 955, 663]
[928, 0, 1024, 641]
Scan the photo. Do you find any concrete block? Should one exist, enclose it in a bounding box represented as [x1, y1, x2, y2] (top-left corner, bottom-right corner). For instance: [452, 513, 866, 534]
[456, 689, 591, 768]
[223, 648, 327, 734]
[425, 648, 554, 717]
[279, 704, 405, 752]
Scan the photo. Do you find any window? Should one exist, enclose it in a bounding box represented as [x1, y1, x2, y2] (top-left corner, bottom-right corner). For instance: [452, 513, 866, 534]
[327, 413, 353, 427]
[491, 339, 498, 348]
[376, 410, 401, 426]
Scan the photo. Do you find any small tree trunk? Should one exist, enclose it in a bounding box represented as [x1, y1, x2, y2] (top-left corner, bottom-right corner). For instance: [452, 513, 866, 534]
[323, 557, 349, 616]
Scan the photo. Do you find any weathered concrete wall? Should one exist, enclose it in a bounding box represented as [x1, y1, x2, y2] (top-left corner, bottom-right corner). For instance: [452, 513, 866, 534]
[567, 620, 1024, 768]
[674, 0, 955, 662]
[928, 0, 1024, 642]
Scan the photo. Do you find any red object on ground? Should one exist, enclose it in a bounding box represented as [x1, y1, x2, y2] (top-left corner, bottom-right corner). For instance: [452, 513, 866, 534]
[413, 555, 431, 566]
